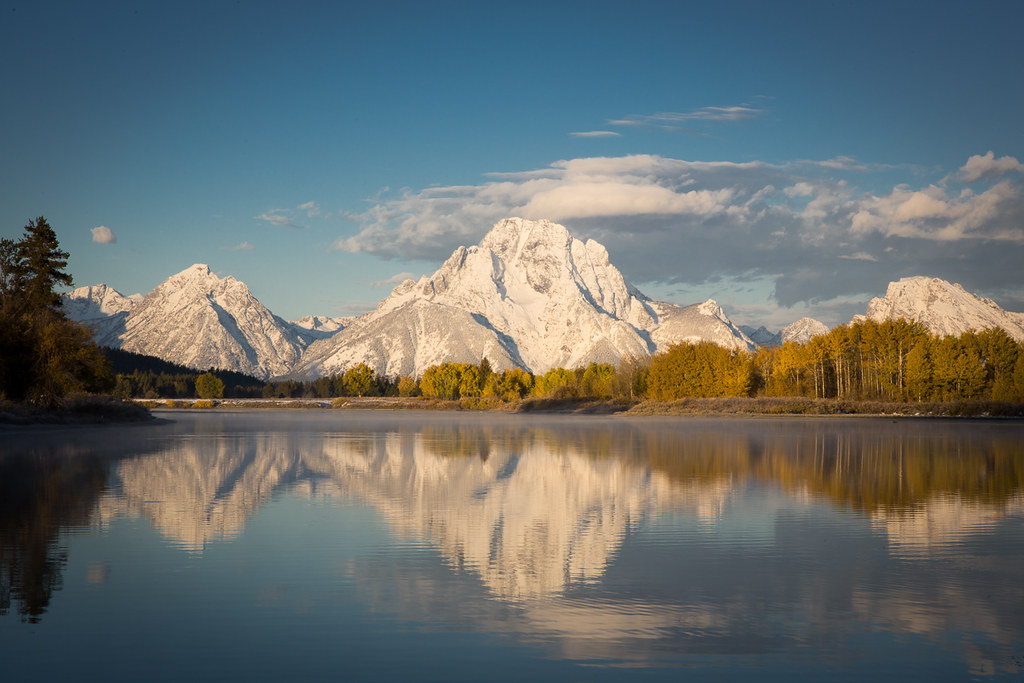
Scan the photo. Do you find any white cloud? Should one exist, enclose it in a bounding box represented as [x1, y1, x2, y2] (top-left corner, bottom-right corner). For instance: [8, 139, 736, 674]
[90, 225, 116, 244]
[783, 182, 816, 197]
[336, 151, 1024, 310]
[254, 201, 322, 227]
[608, 104, 764, 132]
[850, 181, 1024, 242]
[569, 131, 621, 138]
[838, 252, 878, 262]
[520, 183, 736, 220]
[229, 241, 254, 251]
[254, 211, 297, 228]
[370, 271, 417, 288]
[958, 151, 1024, 183]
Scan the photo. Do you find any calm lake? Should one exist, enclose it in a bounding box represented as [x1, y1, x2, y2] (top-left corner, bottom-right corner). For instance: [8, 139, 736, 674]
[2, 411, 1023, 681]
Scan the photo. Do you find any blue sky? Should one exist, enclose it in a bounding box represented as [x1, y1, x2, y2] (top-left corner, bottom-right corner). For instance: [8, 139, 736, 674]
[2, 0, 1023, 327]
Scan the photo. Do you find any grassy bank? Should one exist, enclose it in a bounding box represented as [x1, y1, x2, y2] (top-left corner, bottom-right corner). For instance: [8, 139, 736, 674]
[0, 395, 155, 426]
[624, 396, 1024, 417]
[139, 395, 1024, 417]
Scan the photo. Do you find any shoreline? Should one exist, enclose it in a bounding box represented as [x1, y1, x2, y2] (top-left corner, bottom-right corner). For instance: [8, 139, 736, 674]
[0, 396, 157, 428]
[5, 395, 1021, 427]
[136, 395, 1024, 418]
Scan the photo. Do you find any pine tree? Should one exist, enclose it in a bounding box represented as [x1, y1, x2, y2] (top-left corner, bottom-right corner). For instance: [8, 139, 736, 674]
[0, 217, 111, 404]
[12, 217, 73, 311]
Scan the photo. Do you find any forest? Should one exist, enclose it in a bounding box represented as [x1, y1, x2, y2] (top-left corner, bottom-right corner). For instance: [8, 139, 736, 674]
[405, 319, 1024, 404]
[119, 319, 1024, 406]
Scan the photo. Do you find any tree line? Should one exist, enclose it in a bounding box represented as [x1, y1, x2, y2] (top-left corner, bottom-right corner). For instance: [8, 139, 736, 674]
[752, 319, 1024, 402]
[106, 319, 1024, 405]
[361, 319, 1024, 404]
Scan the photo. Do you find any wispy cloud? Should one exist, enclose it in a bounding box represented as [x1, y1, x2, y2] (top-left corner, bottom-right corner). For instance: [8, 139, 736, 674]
[254, 200, 324, 228]
[254, 210, 300, 228]
[336, 151, 1024, 311]
[370, 271, 417, 288]
[838, 252, 878, 262]
[90, 225, 116, 244]
[608, 104, 765, 133]
[226, 241, 254, 251]
[569, 130, 621, 138]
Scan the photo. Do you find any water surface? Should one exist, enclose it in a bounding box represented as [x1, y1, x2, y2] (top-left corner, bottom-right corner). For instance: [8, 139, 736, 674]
[2, 411, 1023, 681]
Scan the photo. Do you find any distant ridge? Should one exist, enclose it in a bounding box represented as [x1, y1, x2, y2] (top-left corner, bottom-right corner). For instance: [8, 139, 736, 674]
[102, 348, 263, 387]
[859, 276, 1024, 342]
[739, 317, 830, 347]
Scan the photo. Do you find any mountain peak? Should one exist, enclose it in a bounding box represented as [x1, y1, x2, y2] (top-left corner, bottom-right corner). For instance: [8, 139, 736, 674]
[179, 263, 212, 277]
[698, 299, 724, 318]
[479, 217, 571, 260]
[294, 217, 755, 377]
[89, 263, 304, 379]
[865, 275, 1024, 341]
[782, 317, 829, 343]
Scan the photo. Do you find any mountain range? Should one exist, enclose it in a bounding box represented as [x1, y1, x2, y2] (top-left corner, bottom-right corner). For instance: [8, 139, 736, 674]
[63, 218, 1024, 379]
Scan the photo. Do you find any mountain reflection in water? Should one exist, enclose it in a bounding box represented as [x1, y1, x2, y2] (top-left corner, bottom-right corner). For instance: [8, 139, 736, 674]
[1, 413, 1022, 680]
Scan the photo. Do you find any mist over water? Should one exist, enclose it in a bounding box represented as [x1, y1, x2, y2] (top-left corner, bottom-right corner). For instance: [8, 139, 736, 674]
[2, 412, 1023, 681]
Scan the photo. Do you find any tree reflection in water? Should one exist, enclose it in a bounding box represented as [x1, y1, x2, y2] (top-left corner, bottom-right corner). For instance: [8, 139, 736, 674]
[1, 414, 1022, 678]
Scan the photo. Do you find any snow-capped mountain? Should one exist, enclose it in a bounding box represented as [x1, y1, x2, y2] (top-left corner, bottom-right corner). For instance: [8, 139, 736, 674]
[66, 265, 306, 379]
[649, 299, 754, 352]
[62, 284, 142, 343]
[63, 219, 770, 380]
[291, 218, 754, 378]
[63, 283, 141, 320]
[740, 317, 830, 347]
[862, 276, 1024, 342]
[287, 315, 349, 344]
[780, 317, 830, 344]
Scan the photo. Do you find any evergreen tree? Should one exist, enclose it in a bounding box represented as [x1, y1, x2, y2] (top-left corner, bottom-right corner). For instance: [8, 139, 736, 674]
[0, 237, 22, 297]
[12, 217, 73, 311]
[0, 217, 111, 404]
[478, 357, 493, 392]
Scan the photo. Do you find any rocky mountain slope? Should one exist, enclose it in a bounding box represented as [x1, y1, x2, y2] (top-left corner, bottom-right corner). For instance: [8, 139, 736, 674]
[781, 317, 831, 344]
[287, 315, 349, 345]
[62, 284, 142, 344]
[66, 265, 305, 379]
[739, 316, 830, 347]
[291, 218, 754, 378]
[861, 276, 1024, 342]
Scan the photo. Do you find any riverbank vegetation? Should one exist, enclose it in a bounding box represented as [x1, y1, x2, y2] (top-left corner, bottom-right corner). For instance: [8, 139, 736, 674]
[0, 218, 152, 424]
[123, 318, 1024, 417]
